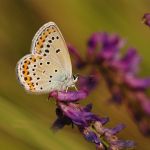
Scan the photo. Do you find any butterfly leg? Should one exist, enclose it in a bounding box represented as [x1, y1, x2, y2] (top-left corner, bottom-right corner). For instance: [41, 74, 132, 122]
[74, 85, 78, 91]
[65, 87, 69, 92]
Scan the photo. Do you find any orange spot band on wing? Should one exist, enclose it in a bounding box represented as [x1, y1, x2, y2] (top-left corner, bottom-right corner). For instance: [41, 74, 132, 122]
[22, 59, 35, 91]
[35, 28, 55, 54]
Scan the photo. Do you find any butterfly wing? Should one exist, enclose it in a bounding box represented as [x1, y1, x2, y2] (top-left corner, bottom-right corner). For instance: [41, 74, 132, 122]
[17, 22, 73, 93]
[16, 53, 67, 93]
[30, 22, 72, 78]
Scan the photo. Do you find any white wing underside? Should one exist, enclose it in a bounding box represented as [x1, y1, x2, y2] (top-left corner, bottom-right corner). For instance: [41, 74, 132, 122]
[31, 22, 72, 77]
[16, 22, 72, 93]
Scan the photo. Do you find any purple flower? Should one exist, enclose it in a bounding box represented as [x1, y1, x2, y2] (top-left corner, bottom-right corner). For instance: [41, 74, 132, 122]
[93, 121, 135, 150]
[99, 34, 124, 61]
[59, 102, 89, 126]
[58, 101, 108, 126]
[104, 124, 126, 135]
[124, 75, 150, 90]
[142, 13, 150, 27]
[109, 140, 135, 150]
[69, 31, 150, 136]
[51, 115, 73, 131]
[50, 91, 134, 149]
[111, 48, 141, 74]
[83, 103, 93, 112]
[78, 70, 100, 93]
[93, 122, 125, 136]
[68, 44, 86, 69]
[49, 90, 88, 102]
[80, 127, 101, 144]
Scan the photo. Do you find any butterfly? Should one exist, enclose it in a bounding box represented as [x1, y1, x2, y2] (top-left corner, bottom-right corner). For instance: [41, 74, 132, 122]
[16, 22, 78, 93]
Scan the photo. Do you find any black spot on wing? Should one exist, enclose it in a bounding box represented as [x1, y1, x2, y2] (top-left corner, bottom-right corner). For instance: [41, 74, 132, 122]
[52, 37, 54, 40]
[56, 49, 60, 53]
[45, 49, 49, 53]
[48, 40, 52, 43]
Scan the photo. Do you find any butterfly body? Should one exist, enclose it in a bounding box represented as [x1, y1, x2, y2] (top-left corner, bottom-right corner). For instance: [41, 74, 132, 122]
[16, 22, 77, 94]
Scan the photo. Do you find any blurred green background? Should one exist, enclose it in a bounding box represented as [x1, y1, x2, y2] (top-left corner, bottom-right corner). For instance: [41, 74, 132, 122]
[0, 0, 150, 149]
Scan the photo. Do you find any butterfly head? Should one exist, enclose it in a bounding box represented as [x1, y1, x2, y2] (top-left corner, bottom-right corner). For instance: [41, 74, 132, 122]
[63, 74, 78, 91]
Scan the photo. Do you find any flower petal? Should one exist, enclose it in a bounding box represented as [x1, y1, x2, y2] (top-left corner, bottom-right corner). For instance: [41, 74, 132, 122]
[96, 33, 125, 61]
[104, 124, 126, 135]
[78, 70, 100, 93]
[81, 127, 101, 144]
[111, 48, 141, 74]
[51, 116, 72, 132]
[124, 75, 150, 90]
[83, 103, 93, 112]
[59, 102, 88, 126]
[110, 140, 135, 149]
[49, 90, 88, 102]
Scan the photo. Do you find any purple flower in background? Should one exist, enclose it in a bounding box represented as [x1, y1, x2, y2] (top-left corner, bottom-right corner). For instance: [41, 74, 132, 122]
[68, 31, 150, 136]
[135, 92, 150, 115]
[142, 13, 150, 27]
[50, 91, 134, 150]
[110, 48, 141, 74]
[68, 44, 86, 69]
[78, 70, 100, 93]
[124, 75, 150, 90]
[87, 32, 124, 63]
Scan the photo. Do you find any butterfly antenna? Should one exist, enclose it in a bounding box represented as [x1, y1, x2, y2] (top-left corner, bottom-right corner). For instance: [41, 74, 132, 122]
[76, 73, 96, 78]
